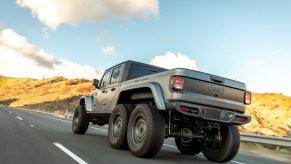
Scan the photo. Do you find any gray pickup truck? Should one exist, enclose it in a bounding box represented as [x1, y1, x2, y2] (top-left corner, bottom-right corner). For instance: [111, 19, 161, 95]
[72, 60, 251, 162]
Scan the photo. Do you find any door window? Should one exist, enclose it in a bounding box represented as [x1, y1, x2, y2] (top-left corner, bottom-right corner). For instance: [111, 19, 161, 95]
[110, 67, 121, 84]
[101, 71, 111, 87]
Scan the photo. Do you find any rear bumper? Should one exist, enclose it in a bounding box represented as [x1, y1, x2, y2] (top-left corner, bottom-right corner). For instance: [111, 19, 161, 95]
[167, 101, 251, 125]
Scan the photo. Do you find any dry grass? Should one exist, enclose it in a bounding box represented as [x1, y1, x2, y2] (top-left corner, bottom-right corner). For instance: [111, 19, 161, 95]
[0, 75, 95, 114]
[240, 93, 291, 137]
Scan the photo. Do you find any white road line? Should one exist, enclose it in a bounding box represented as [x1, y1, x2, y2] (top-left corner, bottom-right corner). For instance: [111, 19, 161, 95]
[24, 110, 71, 123]
[17, 116, 23, 120]
[54, 143, 88, 164]
[231, 160, 245, 164]
[9, 111, 12, 114]
[39, 115, 71, 123]
[163, 144, 203, 154]
[163, 144, 177, 149]
[23, 110, 109, 132]
[89, 126, 108, 132]
[30, 125, 35, 127]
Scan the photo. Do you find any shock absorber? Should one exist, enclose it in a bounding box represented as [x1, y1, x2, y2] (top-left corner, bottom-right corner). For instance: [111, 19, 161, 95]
[215, 123, 221, 141]
[168, 110, 171, 136]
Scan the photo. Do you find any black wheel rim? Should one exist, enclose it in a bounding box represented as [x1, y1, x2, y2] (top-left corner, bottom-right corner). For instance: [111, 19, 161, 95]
[132, 116, 146, 144]
[112, 114, 122, 138]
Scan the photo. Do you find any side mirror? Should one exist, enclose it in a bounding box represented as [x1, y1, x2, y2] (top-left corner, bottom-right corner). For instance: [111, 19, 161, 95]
[93, 79, 100, 89]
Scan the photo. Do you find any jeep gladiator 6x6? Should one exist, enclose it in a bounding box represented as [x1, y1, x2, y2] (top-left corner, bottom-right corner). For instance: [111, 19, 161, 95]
[72, 60, 251, 162]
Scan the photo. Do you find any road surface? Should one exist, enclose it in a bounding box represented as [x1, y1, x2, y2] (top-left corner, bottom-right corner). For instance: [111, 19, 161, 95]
[0, 106, 289, 164]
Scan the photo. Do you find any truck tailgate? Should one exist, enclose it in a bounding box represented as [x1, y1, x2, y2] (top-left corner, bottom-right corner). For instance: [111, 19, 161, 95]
[183, 78, 245, 104]
[170, 69, 247, 112]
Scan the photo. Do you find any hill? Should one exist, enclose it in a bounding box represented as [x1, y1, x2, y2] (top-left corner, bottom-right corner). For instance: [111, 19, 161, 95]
[0, 76, 290, 137]
[241, 93, 291, 137]
[0, 75, 95, 114]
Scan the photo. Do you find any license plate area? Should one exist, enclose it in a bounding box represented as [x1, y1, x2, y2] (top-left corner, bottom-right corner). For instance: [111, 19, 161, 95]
[202, 108, 221, 119]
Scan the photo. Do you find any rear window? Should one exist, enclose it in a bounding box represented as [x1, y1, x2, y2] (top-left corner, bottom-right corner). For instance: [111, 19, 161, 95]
[127, 63, 166, 80]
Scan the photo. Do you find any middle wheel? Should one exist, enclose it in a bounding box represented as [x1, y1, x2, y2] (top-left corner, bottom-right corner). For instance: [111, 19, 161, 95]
[127, 104, 165, 158]
[108, 104, 132, 149]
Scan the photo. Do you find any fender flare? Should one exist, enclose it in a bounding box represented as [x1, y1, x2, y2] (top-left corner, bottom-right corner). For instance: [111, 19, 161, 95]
[120, 82, 166, 110]
[80, 95, 93, 112]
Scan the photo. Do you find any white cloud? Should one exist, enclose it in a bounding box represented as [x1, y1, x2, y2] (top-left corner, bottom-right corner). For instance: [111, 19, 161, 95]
[246, 60, 264, 65]
[102, 46, 115, 55]
[0, 28, 59, 69]
[42, 27, 49, 38]
[0, 28, 102, 79]
[150, 52, 199, 70]
[17, 0, 159, 30]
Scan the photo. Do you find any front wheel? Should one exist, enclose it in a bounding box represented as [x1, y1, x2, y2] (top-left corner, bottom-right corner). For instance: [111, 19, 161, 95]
[202, 125, 240, 162]
[127, 104, 165, 158]
[72, 105, 89, 134]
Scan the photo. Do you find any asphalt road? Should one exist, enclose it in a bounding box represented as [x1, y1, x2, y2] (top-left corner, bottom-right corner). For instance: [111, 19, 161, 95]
[0, 106, 289, 164]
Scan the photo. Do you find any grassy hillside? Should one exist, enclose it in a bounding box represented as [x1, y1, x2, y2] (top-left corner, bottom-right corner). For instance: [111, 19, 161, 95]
[0, 76, 290, 137]
[241, 93, 291, 137]
[0, 75, 95, 114]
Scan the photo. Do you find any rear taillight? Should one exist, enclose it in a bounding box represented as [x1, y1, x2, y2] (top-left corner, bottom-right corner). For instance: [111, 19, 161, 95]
[180, 106, 187, 112]
[244, 92, 252, 105]
[171, 76, 184, 91]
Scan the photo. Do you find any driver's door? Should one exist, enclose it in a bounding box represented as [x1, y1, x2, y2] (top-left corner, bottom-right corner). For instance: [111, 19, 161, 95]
[93, 70, 111, 112]
[103, 66, 122, 111]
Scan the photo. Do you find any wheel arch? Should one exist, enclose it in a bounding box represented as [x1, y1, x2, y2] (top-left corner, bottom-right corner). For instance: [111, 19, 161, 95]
[117, 82, 166, 110]
[80, 95, 93, 112]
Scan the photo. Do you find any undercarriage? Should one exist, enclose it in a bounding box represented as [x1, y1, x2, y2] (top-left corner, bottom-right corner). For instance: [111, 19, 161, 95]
[167, 114, 222, 144]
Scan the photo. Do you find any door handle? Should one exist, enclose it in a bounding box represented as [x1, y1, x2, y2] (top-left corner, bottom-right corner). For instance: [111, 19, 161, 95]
[111, 87, 116, 91]
[102, 90, 107, 93]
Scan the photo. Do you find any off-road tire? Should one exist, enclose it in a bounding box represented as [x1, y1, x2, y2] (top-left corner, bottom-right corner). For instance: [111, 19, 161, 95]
[127, 104, 165, 158]
[72, 105, 89, 134]
[108, 104, 132, 149]
[202, 125, 240, 162]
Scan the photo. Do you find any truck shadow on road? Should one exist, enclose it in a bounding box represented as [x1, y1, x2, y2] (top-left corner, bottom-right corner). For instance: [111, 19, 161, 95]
[82, 132, 214, 164]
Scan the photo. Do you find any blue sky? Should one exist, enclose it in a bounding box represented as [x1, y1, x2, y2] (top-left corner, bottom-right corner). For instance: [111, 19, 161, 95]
[0, 0, 291, 96]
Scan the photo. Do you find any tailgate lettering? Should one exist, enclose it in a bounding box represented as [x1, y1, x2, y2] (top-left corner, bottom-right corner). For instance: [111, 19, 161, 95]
[208, 84, 225, 96]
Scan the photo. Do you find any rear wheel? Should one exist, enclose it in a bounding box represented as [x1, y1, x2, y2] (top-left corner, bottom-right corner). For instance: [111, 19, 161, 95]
[108, 104, 132, 149]
[175, 137, 202, 155]
[202, 125, 240, 162]
[127, 104, 165, 158]
[72, 105, 89, 134]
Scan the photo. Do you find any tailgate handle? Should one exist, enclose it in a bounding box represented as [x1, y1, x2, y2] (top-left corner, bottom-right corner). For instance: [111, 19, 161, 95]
[210, 76, 225, 84]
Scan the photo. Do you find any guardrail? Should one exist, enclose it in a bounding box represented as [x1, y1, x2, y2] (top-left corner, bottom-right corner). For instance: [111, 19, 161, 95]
[64, 109, 73, 120]
[240, 133, 291, 148]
